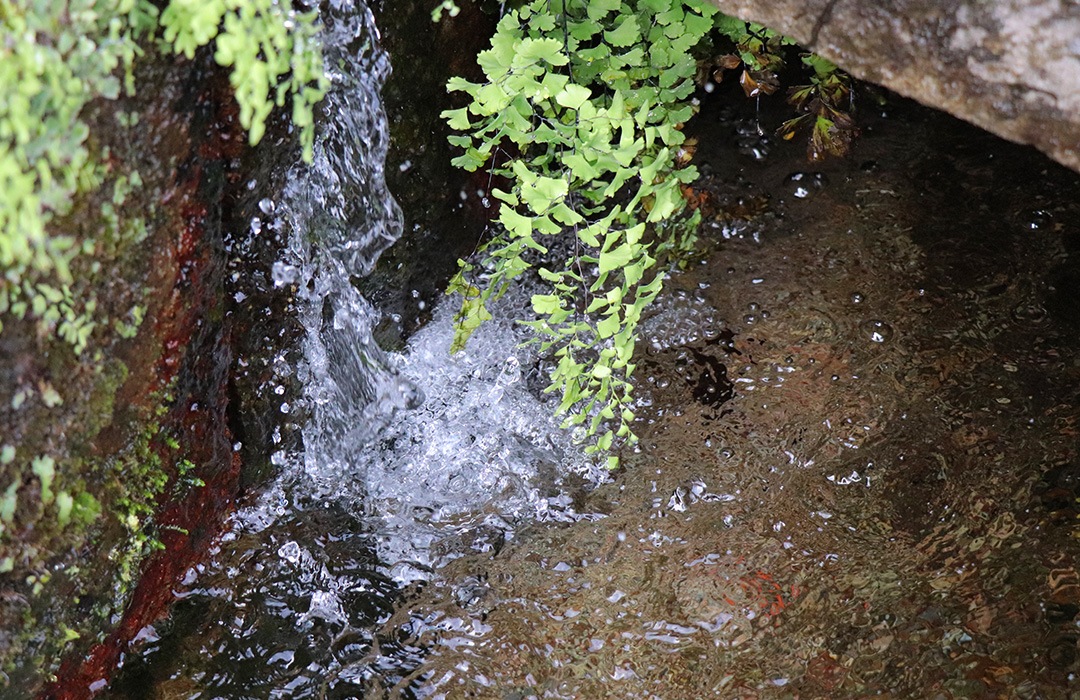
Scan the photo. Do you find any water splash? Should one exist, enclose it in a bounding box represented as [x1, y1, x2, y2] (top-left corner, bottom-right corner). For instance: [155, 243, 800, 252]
[346, 299, 605, 583]
[270, 1, 409, 475]
[265, 0, 599, 584]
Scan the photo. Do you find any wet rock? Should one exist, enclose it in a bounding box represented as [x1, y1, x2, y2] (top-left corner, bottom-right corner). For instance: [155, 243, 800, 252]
[707, 0, 1080, 174]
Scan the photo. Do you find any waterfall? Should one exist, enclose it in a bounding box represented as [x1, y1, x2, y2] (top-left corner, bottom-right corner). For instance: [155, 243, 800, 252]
[266, 0, 602, 585]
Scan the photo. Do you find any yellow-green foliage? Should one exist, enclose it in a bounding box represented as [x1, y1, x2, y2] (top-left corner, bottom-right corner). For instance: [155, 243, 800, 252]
[0, 0, 328, 351]
[158, 0, 327, 159]
[443, 0, 715, 466]
[0, 0, 148, 350]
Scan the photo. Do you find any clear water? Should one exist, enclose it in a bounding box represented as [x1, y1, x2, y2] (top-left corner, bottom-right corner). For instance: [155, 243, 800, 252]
[270, 0, 601, 584]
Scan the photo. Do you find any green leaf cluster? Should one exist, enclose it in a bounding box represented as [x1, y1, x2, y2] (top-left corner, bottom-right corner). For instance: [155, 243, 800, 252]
[442, 0, 716, 466]
[159, 0, 328, 159]
[778, 53, 858, 161]
[1, 0, 328, 352]
[0, 0, 148, 351]
[712, 15, 795, 74]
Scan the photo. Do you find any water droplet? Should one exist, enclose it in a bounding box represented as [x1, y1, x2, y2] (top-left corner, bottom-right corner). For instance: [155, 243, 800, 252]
[258, 198, 276, 214]
[861, 319, 893, 343]
[1022, 208, 1053, 230]
[1011, 301, 1047, 324]
[784, 172, 828, 200]
[851, 292, 865, 304]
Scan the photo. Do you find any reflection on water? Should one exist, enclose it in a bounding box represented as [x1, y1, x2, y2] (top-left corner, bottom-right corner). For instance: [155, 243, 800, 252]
[381, 95, 1080, 698]
[110, 6, 1080, 698]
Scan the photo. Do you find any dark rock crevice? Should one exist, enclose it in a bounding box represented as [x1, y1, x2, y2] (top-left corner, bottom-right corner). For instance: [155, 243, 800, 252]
[709, 0, 1080, 173]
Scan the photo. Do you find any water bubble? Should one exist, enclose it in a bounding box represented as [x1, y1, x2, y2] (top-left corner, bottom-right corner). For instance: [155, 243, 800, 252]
[735, 120, 760, 137]
[737, 138, 769, 161]
[784, 172, 828, 200]
[861, 319, 893, 343]
[1021, 208, 1053, 230]
[1011, 301, 1047, 324]
[258, 198, 276, 215]
[271, 261, 300, 287]
[277, 540, 302, 565]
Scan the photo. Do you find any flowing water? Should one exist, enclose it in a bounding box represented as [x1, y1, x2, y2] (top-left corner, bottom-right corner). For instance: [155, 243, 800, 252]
[108, 3, 1080, 698]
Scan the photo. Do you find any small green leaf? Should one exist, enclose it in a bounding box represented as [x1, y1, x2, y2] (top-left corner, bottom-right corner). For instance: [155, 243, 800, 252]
[56, 491, 74, 526]
[532, 293, 564, 314]
[32, 455, 55, 505]
[555, 84, 592, 110]
[0, 481, 18, 525]
[514, 37, 569, 67]
[604, 15, 640, 47]
[597, 312, 621, 338]
[599, 243, 634, 274]
[443, 107, 472, 130]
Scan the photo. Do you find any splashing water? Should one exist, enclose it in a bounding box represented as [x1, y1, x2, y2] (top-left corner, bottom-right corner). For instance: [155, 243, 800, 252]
[268, 0, 599, 583]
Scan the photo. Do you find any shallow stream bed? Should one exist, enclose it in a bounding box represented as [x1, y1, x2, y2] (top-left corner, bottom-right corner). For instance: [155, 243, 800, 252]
[378, 95, 1080, 698]
[105, 9, 1080, 699]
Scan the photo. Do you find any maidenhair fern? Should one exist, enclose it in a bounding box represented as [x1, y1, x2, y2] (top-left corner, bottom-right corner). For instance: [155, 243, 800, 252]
[442, 0, 717, 467]
[159, 0, 328, 160]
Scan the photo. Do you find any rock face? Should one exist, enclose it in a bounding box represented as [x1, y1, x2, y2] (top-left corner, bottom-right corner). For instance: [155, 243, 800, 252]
[708, 0, 1080, 174]
[0, 48, 246, 698]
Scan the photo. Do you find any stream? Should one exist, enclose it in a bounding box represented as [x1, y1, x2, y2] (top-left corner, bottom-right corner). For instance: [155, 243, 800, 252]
[106, 2, 1080, 698]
